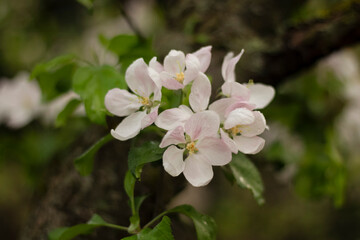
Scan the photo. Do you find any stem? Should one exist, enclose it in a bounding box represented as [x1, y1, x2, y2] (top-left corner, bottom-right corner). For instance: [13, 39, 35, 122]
[179, 89, 184, 105]
[142, 211, 168, 229]
[103, 223, 129, 232]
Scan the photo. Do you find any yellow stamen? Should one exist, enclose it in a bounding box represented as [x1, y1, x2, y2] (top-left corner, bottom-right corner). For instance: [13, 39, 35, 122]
[186, 141, 198, 154]
[175, 72, 185, 84]
[139, 96, 150, 106]
[231, 125, 242, 136]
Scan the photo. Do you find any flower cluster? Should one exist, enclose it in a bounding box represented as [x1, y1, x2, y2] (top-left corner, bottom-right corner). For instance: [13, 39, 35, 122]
[105, 46, 275, 187]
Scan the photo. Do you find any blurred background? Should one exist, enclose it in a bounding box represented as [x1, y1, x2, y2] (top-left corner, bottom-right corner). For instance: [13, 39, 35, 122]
[1, 0, 360, 239]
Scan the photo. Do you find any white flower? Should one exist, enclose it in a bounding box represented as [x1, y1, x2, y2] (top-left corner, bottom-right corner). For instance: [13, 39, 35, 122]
[105, 58, 161, 141]
[0, 72, 41, 128]
[160, 111, 232, 187]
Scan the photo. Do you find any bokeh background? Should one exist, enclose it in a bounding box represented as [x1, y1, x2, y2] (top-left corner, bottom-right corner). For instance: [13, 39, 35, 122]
[1, 0, 360, 239]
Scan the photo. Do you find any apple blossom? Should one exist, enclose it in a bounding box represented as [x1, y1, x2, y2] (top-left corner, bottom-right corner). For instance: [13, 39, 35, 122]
[105, 58, 161, 141]
[159, 111, 232, 187]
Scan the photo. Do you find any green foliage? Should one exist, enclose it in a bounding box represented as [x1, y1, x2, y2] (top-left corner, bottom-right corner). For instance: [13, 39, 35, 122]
[168, 205, 217, 240]
[72, 65, 126, 125]
[103, 34, 155, 69]
[229, 153, 265, 205]
[31, 54, 77, 101]
[48, 214, 126, 240]
[74, 134, 113, 176]
[76, 0, 94, 9]
[128, 141, 165, 178]
[55, 99, 82, 127]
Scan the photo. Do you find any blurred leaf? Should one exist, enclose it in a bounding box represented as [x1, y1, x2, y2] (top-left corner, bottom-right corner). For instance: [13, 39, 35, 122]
[48, 214, 121, 240]
[128, 141, 164, 178]
[72, 65, 126, 125]
[31, 54, 77, 101]
[134, 195, 147, 213]
[229, 153, 265, 205]
[55, 99, 82, 127]
[74, 134, 113, 176]
[168, 204, 216, 240]
[76, 0, 94, 9]
[124, 170, 136, 204]
[105, 34, 155, 69]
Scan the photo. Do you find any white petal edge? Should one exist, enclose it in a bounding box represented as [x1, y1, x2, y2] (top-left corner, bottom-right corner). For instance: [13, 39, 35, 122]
[233, 135, 265, 154]
[221, 50, 244, 82]
[224, 108, 255, 129]
[105, 88, 141, 117]
[164, 50, 186, 75]
[155, 105, 193, 130]
[220, 128, 238, 153]
[110, 111, 147, 141]
[126, 58, 156, 97]
[183, 154, 214, 187]
[192, 45, 212, 72]
[248, 83, 275, 109]
[196, 137, 232, 166]
[189, 73, 211, 112]
[238, 111, 267, 137]
[159, 125, 186, 148]
[221, 81, 250, 99]
[163, 146, 185, 177]
[185, 110, 220, 141]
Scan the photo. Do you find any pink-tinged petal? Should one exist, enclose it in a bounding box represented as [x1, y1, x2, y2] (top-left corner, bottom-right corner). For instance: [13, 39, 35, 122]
[149, 57, 164, 73]
[221, 82, 250, 99]
[224, 100, 256, 117]
[141, 106, 159, 129]
[233, 135, 265, 154]
[148, 67, 162, 89]
[224, 108, 255, 129]
[185, 111, 220, 140]
[155, 105, 193, 130]
[220, 129, 238, 153]
[238, 111, 266, 137]
[160, 71, 184, 90]
[248, 83, 275, 109]
[163, 146, 185, 176]
[126, 58, 156, 97]
[110, 111, 147, 141]
[209, 98, 237, 122]
[164, 50, 185, 75]
[153, 88, 162, 101]
[159, 126, 186, 148]
[183, 53, 201, 86]
[105, 88, 141, 117]
[183, 154, 213, 187]
[197, 137, 232, 166]
[192, 45, 212, 72]
[221, 50, 244, 82]
[189, 73, 211, 112]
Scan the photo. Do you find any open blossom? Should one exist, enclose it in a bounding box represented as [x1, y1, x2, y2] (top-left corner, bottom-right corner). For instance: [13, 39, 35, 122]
[158, 46, 212, 90]
[159, 111, 232, 187]
[105, 58, 161, 141]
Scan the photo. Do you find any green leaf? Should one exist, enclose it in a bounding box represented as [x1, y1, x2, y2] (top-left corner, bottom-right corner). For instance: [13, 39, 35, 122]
[31, 54, 77, 101]
[55, 99, 82, 127]
[76, 0, 94, 9]
[74, 134, 113, 176]
[168, 205, 216, 240]
[128, 141, 165, 178]
[48, 214, 126, 240]
[134, 195, 147, 214]
[138, 216, 174, 240]
[124, 170, 136, 203]
[72, 65, 126, 125]
[108, 35, 139, 56]
[229, 153, 265, 205]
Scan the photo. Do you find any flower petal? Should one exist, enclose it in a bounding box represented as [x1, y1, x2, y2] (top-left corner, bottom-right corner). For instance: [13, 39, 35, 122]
[164, 50, 185, 75]
[160, 71, 184, 90]
[183, 53, 201, 86]
[149, 57, 164, 73]
[221, 50, 244, 82]
[155, 105, 193, 130]
[189, 73, 211, 112]
[192, 45, 212, 72]
[126, 58, 156, 97]
[197, 137, 232, 166]
[221, 82, 250, 99]
[238, 111, 266, 137]
[224, 100, 256, 117]
[233, 135, 265, 154]
[110, 111, 147, 141]
[185, 110, 220, 140]
[141, 106, 159, 129]
[163, 146, 185, 177]
[220, 128, 238, 153]
[183, 154, 214, 187]
[159, 125, 186, 148]
[224, 108, 255, 129]
[248, 83, 275, 109]
[105, 88, 141, 117]
[209, 98, 237, 122]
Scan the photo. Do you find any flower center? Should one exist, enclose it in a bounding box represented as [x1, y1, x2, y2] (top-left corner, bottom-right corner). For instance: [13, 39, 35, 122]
[139, 96, 150, 106]
[186, 141, 198, 155]
[175, 72, 184, 84]
[230, 125, 242, 136]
